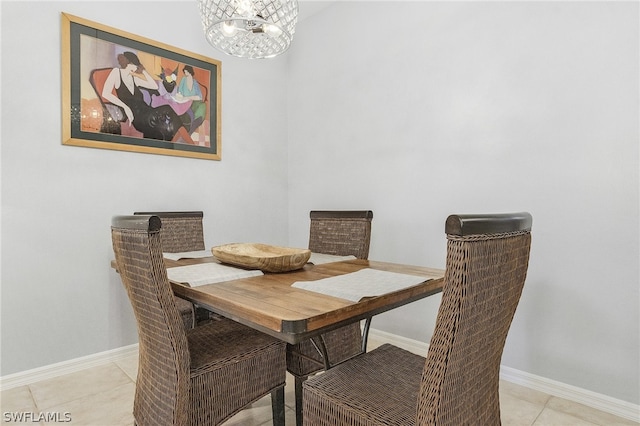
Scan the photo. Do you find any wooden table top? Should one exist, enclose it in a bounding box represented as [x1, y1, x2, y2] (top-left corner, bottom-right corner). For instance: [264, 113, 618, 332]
[167, 257, 445, 344]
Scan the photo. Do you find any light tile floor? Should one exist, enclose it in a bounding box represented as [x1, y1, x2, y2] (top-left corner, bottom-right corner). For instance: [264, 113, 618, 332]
[2, 338, 638, 426]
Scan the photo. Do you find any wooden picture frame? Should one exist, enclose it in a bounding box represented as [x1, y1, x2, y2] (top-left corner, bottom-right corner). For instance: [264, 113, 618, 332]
[61, 13, 221, 160]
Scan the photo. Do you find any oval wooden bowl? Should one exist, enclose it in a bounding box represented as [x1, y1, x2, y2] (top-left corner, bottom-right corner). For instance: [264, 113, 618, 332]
[211, 243, 311, 273]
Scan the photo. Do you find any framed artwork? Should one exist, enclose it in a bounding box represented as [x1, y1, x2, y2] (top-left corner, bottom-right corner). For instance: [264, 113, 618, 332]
[61, 13, 221, 160]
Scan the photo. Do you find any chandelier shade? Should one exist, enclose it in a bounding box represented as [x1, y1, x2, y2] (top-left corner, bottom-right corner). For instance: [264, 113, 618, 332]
[199, 0, 299, 59]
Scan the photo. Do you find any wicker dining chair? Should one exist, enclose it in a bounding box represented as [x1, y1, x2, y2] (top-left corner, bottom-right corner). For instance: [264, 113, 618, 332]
[302, 212, 533, 426]
[112, 215, 286, 426]
[287, 210, 373, 425]
[133, 211, 206, 329]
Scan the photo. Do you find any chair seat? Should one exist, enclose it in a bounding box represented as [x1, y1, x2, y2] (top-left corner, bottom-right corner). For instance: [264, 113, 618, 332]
[187, 317, 284, 372]
[302, 344, 423, 426]
[186, 318, 286, 424]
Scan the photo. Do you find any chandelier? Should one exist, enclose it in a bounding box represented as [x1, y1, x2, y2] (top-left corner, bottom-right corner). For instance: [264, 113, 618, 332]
[199, 0, 299, 59]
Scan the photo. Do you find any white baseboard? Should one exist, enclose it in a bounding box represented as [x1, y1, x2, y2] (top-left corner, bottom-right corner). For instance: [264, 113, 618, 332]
[0, 344, 139, 392]
[367, 327, 430, 356]
[368, 328, 639, 423]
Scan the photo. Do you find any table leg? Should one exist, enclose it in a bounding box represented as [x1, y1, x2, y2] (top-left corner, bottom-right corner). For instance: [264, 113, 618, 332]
[271, 386, 285, 426]
[295, 376, 305, 426]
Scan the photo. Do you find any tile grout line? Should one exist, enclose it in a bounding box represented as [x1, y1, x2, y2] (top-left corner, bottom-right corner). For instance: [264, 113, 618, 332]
[113, 359, 137, 384]
[529, 395, 553, 426]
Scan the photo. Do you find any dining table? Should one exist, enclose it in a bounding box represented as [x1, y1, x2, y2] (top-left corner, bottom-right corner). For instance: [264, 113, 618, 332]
[158, 253, 445, 349]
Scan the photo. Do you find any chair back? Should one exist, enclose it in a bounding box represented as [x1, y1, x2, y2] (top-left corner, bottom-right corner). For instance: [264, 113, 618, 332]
[308, 210, 373, 259]
[417, 212, 532, 425]
[111, 215, 190, 425]
[134, 211, 205, 252]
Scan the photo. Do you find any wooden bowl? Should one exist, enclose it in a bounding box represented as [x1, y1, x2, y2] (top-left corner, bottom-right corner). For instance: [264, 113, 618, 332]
[211, 243, 311, 273]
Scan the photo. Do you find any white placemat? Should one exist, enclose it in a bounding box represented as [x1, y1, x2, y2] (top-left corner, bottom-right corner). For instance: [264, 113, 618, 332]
[167, 262, 263, 287]
[291, 268, 430, 302]
[308, 253, 357, 265]
[163, 250, 212, 261]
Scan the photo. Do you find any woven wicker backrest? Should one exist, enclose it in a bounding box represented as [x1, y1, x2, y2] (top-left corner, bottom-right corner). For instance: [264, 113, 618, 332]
[308, 210, 373, 259]
[111, 215, 190, 426]
[417, 213, 532, 425]
[134, 211, 205, 253]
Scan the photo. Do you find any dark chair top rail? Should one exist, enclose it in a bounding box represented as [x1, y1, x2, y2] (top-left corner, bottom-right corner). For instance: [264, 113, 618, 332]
[445, 212, 532, 236]
[310, 210, 373, 219]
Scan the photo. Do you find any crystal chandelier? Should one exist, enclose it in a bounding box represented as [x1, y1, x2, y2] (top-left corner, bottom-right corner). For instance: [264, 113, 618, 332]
[199, 0, 299, 59]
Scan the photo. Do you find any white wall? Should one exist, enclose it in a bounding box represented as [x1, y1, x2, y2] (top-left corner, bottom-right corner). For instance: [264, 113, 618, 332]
[1, 1, 290, 375]
[287, 2, 639, 404]
[2, 0, 638, 408]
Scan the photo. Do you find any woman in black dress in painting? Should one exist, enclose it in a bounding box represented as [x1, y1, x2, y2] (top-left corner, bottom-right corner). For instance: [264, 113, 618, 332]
[101, 51, 194, 144]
